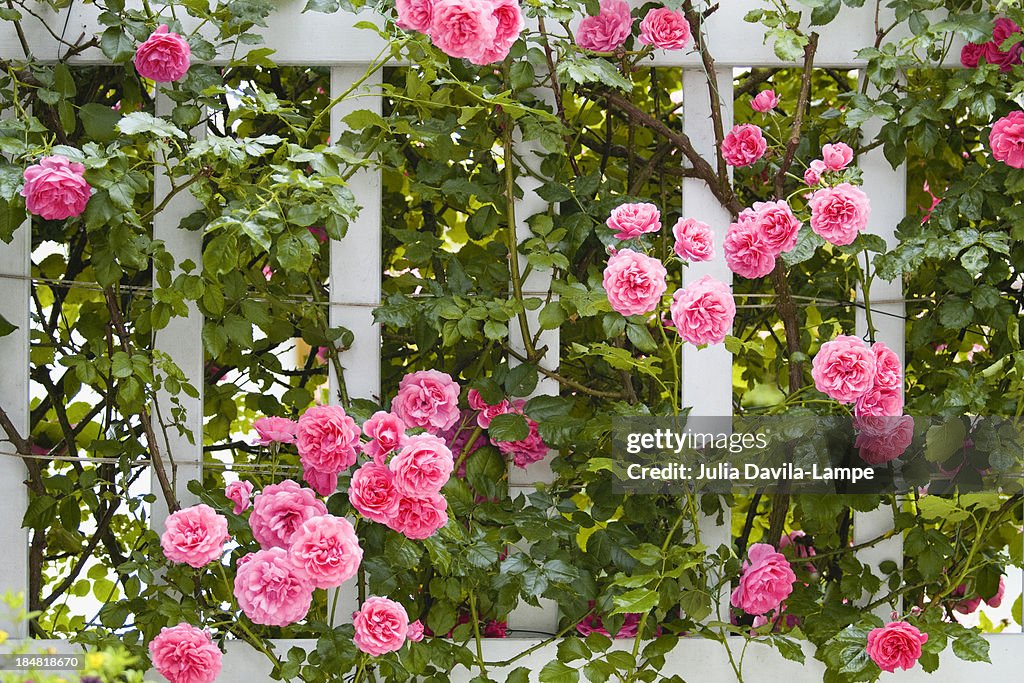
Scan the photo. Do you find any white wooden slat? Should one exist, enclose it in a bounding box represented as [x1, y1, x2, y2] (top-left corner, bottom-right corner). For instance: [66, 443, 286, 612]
[0, 215, 30, 637]
[680, 67, 733, 612]
[328, 66, 383, 625]
[0, 2, 963, 69]
[150, 95, 204, 526]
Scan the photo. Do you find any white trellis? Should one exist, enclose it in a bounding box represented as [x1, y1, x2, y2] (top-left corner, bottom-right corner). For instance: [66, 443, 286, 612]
[0, 2, 1021, 681]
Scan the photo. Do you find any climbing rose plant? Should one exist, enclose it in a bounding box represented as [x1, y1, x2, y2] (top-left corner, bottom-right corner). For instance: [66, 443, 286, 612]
[0, 1, 1021, 683]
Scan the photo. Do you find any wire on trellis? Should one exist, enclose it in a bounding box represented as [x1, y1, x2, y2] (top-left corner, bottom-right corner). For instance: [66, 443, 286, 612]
[0, 448, 305, 474]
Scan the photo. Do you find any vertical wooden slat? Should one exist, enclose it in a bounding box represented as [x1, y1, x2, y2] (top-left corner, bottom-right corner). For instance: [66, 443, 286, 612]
[680, 67, 734, 613]
[328, 66, 383, 623]
[151, 95, 204, 525]
[0, 215, 30, 636]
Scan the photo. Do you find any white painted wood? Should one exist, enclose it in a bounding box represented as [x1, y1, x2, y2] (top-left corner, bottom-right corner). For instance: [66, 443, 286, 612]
[0, 216, 30, 637]
[150, 95, 204, 526]
[0, 2, 963, 68]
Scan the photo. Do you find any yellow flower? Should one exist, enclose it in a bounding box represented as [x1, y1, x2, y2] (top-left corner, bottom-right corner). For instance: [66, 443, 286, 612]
[85, 652, 106, 669]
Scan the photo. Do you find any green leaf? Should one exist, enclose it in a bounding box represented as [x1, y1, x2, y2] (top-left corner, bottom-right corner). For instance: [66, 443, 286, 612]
[0, 313, 16, 338]
[925, 419, 967, 463]
[0, 198, 26, 243]
[610, 587, 658, 615]
[951, 628, 990, 663]
[79, 103, 122, 142]
[117, 112, 186, 139]
[100, 27, 135, 63]
[960, 245, 988, 275]
[810, 0, 841, 25]
[488, 413, 529, 442]
[539, 661, 579, 683]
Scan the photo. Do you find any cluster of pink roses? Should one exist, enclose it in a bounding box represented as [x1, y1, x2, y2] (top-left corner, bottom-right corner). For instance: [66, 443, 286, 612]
[730, 543, 797, 616]
[576, 1, 692, 53]
[601, 202, 736, 346]
[394, 0, 525, 65]
[960, 17, 1022, 73]
[467, 389, 549, 468]
[952, 576, 1005, 615]
[723, 200, 800, 279]
[989, 110, 1024, 169]
[812, 336, 903, 417]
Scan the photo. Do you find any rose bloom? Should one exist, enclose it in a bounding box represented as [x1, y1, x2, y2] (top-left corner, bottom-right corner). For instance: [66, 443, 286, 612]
[871, 341, 903, 389]
[395, 0, 434, 32]
[349, 462, 402, 524]
[391, 369, 462, 433]
[730, 543, 796, 616]
[670, 275, 735, 346]
[149, 623, 221, 683]
[249, 479, 328, 549]
[491, 401, 549, 468]
[253, 416, 298, 445]
[353, 597, 410, 656]
[854, 415, 915, 465]
[723, 220, 775, 279]
[388, 492, 449, 540]
[986, 576, 1006, 608]
[602, 248, 668, 316]
[225, 480, 253, 515]
[407, 620, 425, 642]
[672, 218, 714, 262]
[21, 156, 91, 220]
[234, 547, 314, 627]
[577, 610, 640, 639]
[961, 41, 987, 68]
[854, 384, 904, 417]
[302, 466, 338, 497]
[721, 124, 767, 167]
[638, 7, 691, 50]
[390, 433, 454, 495]
[134, 25, 191, 83]
[751, 89, 780, 113]
[160, 504, 229, 568]
[287, 515, 362, 589]
[745, 200, 801, 255]
[982, 40, 1022, 71]
[808, 182, 871, 246]
[812, 335, 876, 404]
[475, 0, 525, 64]
[606, 202, 661, 240]
[866, 622, 928, 673]
[952, 584, 982, 615]
[804, 159, 826, 186]
[429, 0, 498, 62]
[576, 0, 632, 52]
[990, 111, 1024, 169]
[477, 399, 511, 428]
[361, 411, 407, 463]
[821, 142, 854, 171]
[297, 405, 360, 475]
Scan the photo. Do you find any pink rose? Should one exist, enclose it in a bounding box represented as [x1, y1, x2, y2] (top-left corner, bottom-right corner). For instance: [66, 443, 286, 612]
[985, 577, 1006, 608]
[225, 480, 253, 515]
[353, 597, 409, 656]
[993, 18, 1022, 47]
[388, 492, 449, 540]
[606, 202, 661, 240]
[491, 400, 548, 468]
[160, 504, 229, 568]
[297, 405, 360, 475]
[866, 622, 928, 673]
[730, 543, 796, 616]
[723, 220, 775, 279]
[362, 411, 408, 463]
[638, 7, 691, 50]
[249, 479, 327, 549]
[234, 547, 313, 627]
[396, 0, 434, 32]
[721, 124, 767, 167]
[854, 384, 904, 417]
[390, 433, 454, 495]
[670, 275, 735, 346]
[576, 0, 632, 53]
[779, 530, 815, 560]
[576, 609, 640, 638]
[870, 342, 903, 390]
[349, 462, 402, 524]
[477, 399, 511, 429]
[134, 25, 191, 83]
[808, 182, 871, 246]
[20, 155, 91, 220]
[467, 389, 489, 411]
[811, 335, 876, 404]
[672, 218, 714, 262]
[391, 369, 462, 433]
[804, 159, 826, 186]
[745, 200, 800, 255]
[981, 41, 1021, 71]
[302, 466, 339, 497]
[854, 415, 914, 465]
[287, 515, 362, 589]
[990, 111, 1024, 169]
[407, 620, 425, 642]
[429, 0, 498, 63]
[961, 42, 986, 68]
[602, 248, 668, 316]
[149, 623, 221, 683]
[751, 89, 780, 113]
[952, 584, 982, 615]
[475, 0, 525, 64]
[253, 416, 298, 446]
[821, 142, 854, 171]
